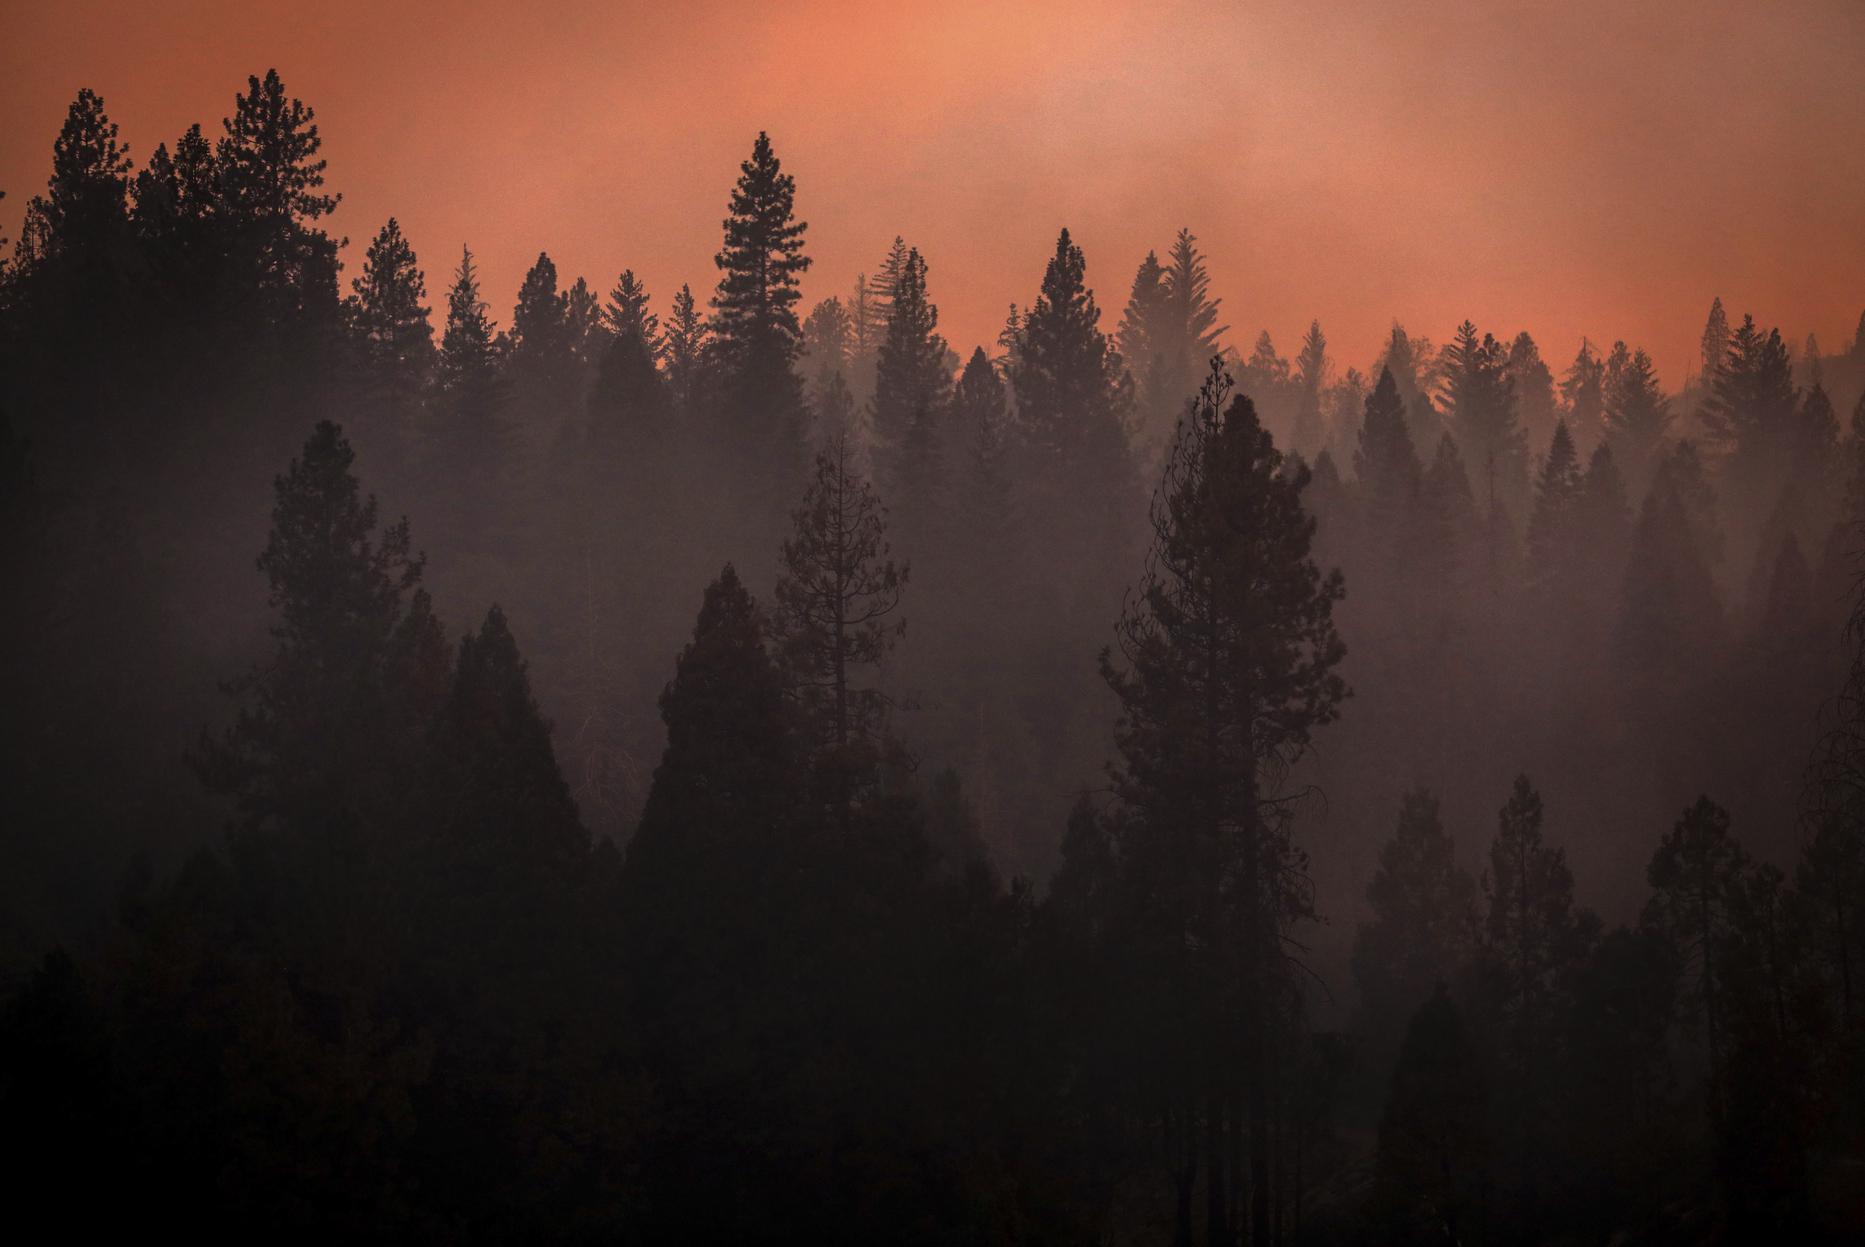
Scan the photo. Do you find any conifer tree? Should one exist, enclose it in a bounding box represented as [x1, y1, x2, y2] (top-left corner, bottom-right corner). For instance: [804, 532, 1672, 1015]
[868, 236, 910, 324]
[1700, 297, 1730, 384]
[1116, 249, 1174, 468]
[1239, 330, 1292, 410]
[589, 273, 669, 458]
[711, 131, 810, 466]
[1526, 420, 1583, 594]
[1354, 366, 1421, 535]
[602, 269, 661, 358]
[1115, 250, 1168, 379]
[662, 282, 710, 419]
[619, 565, 802, 1184]
[1352, 788, 1478, 1075]
[1442, 320, 1525, 503]
[1419, 433, 1479, 596]
[509, 251, 575, 406]
[429, 605, 586, 870]
[951, 346, 1013, 545]
[1159, 227, 1226, 369]
[131, 123, 218, 252]
[24, 87, 132, 263]
[1600, 343, 1671, 489]
[800, 296, 852, 398]
[1506, 332, 1558, 458]
[1479, 775, 1596, 1212]
[1123, 229, 1225, 471]
[1380, 323, 1441, 449]
[633, 564, 794, 849]
[563, 275, 601, 370]
[1615, 459, 1722, 698]
[1100, 359, 1346, 1243]
[811, 369, 857, 447]
[869, 246, 949, 493]
[196, 421, 424, 838]
[346, 218, 433, 449]
[1008, 229, 1137, 568]
[772, 436, 908, 831]
[1557, 339, 1605, 448]
[1699, 314, 1798, 484]
[433, 246, 509, 530]
[1643, 795, 1745, 1097]
[1292, 319, 1328, 456]
[215, 69, 340, 314]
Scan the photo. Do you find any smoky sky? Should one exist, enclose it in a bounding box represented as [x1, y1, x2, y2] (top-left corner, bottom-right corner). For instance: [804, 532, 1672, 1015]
[4, 0, 1861, 380]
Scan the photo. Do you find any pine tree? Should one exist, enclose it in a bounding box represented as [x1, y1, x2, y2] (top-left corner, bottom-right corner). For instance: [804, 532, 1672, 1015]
[633, 564, 794, 847]
[1643, 795, 1745, 1098]
[868, 236, 910, 323]
[1009, 229, 1137, 566]
[1324, 368, 1370, 463]
[800, 296, 852, 398]
[1239, 330, 1292, 410]
[772, 436, 907, 830]
[811, 369, 857, 446]
[1506, 332, 1558, 458]
[433, 246, 509, 528]
[1354, 366, 1421, 538]
[1352, 788, 1479, 1074]
[346, 218, 433, 450]
[1478, 775, 1596, 1212]
[509, 251, 572, 389]
[1557, 339, 1605, 450]
[215, 69, 340, 313]
[1100, 359, 1346, 1244]
[428, 605, 586, 869]
[618, 564, 802, 1183]
[131, 123, 218, 253]
[1442, 320, 1525, 503]
[711, 131, 810, 462]
[589, 271, 669, 459]
[23, 87, 132, 263]
[1115, 250, 1168, 377]
[1600, 343, 1671, 489]
[1419, 432, 1479, 597]
[1117, 249, 1174, 468]
[1700, 297, 1730, 384]
[195, 421, 424, 838]
[869, 246, 949, 494]
[1380, 323, 1441, 449]
[950, 346, 1013, 558]
[1526, 420, 1583, 595]
[1160, 227, 1226, 368]
[662, 282, 709, 419]
[564, 275, 601, 369]
[602, 269, 661, 359]
[1292, 319, 1328, 457]
[1700, 314, 1798, 477]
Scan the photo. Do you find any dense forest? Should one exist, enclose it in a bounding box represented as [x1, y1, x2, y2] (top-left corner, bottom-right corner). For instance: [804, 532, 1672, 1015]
[3, 72, 1864, 1242]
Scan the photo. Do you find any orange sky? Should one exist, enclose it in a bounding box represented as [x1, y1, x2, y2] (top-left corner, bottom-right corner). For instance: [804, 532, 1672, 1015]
[4, 0, 1862, 387]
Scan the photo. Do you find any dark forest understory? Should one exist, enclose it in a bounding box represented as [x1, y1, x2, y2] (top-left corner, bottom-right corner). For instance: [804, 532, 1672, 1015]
[4, 72, 1864, 1243]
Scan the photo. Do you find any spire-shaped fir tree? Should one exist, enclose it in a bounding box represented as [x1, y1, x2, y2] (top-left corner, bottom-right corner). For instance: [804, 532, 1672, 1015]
[346, 218, 433, 459]
[711, 131, 811, 477]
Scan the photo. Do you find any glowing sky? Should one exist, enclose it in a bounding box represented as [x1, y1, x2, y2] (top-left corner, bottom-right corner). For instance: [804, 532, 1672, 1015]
[4, 0, 1862, 387]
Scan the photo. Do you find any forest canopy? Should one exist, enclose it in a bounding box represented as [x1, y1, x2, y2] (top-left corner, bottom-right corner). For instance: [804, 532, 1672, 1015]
[3, 71, 1864, 1242]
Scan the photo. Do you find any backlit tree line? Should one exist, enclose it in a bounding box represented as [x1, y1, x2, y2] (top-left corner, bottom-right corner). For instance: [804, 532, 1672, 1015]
[3, 72, 1864, 1241]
